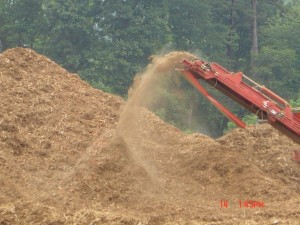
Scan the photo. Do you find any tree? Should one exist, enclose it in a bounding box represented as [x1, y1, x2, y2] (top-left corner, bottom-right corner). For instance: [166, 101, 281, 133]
[169, 0, 228, 64]
[39, 0, 94, 72]
[0, 0, 295, 136]
[167, 0, 233, 136]
[87, 0, 173, 95]
[0, 0, 44, 50]
[255, 2, 300, 99]
[250, 0, 258, 77]
[211, 0, 285, 72]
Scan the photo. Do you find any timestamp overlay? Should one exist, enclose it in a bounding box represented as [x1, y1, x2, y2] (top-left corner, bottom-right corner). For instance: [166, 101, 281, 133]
[220, 199, 265, 209]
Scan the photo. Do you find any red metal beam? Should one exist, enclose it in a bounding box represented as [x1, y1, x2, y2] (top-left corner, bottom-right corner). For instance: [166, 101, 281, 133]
[181, 57, 300, 161]
[181, 58, 300, 141]
[182, 70, 246, 129]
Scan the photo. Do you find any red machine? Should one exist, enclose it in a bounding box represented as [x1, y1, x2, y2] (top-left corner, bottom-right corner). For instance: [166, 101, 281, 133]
[181, 57, 300, 161]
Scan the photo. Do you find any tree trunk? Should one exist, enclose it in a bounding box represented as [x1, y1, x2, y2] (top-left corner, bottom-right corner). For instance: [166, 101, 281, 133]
[251, 0, 258, 77]
[227, 0, 235, 69]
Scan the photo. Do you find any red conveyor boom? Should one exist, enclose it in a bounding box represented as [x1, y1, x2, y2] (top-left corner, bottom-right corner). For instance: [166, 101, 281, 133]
[181, 57, 300, 147]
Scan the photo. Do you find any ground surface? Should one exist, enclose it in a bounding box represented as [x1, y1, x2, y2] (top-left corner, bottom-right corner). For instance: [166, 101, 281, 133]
[0, 48, 299, 224]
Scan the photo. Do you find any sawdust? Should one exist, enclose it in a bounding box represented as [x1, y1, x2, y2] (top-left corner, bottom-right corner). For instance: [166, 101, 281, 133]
[0, 48, 299, 225]
[116, 51, 194, 186]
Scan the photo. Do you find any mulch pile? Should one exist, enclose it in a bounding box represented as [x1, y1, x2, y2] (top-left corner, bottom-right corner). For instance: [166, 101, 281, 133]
[0, 48, 299, 225]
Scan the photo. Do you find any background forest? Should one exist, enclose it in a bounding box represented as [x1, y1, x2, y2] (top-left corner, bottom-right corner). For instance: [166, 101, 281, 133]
[1, 0, 300, 136]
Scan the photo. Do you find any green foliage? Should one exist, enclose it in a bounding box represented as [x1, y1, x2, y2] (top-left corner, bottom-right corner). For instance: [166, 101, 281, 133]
[145, 75, 191, 130]
[90, 0, 173, 95]
[183, 129, 194, 135]
[169, 0, 228, 64]
[0, 0, 44, 49]
[0, 0, 299, 137]
[39, 0, 94, 72]
[290, 94, 300, 108]
[224, 114, 258, 134]
[255, 46, 298, 98]
[225, 121, 237, 134]
[243, 114, 258, 125]
[255, 3, 300, 99]
[89, 80, 113, 94]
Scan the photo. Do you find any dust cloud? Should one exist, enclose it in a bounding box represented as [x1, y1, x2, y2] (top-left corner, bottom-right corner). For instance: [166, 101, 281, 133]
[115, 51, 195, 184]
